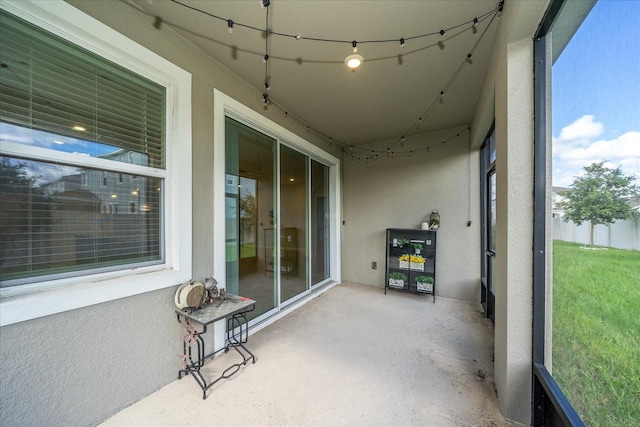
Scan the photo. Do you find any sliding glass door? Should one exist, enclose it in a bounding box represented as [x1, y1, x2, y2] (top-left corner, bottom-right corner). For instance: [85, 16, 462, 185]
[279, 145, 308, 303]
[225, 117, 276, 319]
[225, 115, 332, 320]
[311, 159, 330, 285]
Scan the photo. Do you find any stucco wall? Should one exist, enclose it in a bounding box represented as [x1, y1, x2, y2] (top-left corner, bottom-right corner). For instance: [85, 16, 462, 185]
[0, 1, 339, 425]
[342, 127, 481, 301]
[470, 1, 550, 424]
[0, 288, 179, 426]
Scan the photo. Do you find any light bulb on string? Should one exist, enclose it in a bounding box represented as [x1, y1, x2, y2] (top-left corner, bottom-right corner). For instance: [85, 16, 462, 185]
[440, 29, 446, 37]
[259, 0, 270, 8]
[400, 38, 405, 48]
[263, 54, 269, 63]
[473, 17, 479, 29]
[265, 82, 270, 91]
[295, 34, 301, 40]
[352, 41, 358, 53]
[227, 19, 234, 33]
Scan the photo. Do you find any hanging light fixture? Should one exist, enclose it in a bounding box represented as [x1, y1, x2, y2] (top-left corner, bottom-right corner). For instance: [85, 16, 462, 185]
[345, 54, 363, 69]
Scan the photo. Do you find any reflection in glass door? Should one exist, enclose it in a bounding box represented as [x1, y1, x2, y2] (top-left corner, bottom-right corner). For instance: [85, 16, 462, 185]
[279, 145, 308, 303]
[225, 117, 276, 319]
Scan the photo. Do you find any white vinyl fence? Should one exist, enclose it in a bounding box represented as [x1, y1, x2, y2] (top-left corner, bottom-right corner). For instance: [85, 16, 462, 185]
[553, 216, 640, 251]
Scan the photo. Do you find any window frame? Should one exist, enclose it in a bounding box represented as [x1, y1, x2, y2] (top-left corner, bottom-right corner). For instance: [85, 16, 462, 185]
[0, 0, 192, 326]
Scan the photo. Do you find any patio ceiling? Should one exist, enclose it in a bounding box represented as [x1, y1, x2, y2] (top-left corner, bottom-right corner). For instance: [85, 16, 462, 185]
[126, 0, 502, 147]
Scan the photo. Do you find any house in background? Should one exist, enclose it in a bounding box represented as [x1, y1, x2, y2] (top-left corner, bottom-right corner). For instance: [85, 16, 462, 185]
[0, 1, 595, 425]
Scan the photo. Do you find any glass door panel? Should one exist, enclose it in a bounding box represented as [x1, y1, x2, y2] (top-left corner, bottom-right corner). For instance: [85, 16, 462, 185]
[311, 160, 330, 285]
[225, 117, 276, 319]
[279, 145, 308, 302]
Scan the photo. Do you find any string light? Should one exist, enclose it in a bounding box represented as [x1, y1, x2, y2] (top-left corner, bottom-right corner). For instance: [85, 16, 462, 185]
[168, 0, 501, 52]
[163, 0, 502, 161]
[263, 3, 270, 106]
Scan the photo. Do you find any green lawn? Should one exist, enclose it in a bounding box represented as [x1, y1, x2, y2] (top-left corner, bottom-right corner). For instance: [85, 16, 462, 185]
[553, 240, 640, 426]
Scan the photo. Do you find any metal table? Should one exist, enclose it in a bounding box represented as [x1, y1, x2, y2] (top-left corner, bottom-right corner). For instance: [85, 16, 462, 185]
[176, 294, 256, 399]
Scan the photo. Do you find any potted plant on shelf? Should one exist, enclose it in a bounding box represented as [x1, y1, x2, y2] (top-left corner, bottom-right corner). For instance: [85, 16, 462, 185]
[409, 254, 425, 271]
[396, 237, 409, 248]
[415, 275, 434, 293]
[412, 242, 423, 254]
[388, 272, 407, 289]
[429, 209, 440, 230]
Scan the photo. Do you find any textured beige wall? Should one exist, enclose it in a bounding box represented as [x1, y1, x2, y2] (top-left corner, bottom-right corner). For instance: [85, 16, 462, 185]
[493, 37, 534, 424]
[342, 127, 481, 301]
[470, 0, 550, 423]
[0, 287, 180, 426]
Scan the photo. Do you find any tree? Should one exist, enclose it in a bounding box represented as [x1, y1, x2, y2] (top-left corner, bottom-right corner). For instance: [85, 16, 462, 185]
[557, 162, 639, 246]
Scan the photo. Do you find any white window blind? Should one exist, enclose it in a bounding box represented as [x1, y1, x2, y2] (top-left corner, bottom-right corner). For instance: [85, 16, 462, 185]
[0, 9, 166, 286]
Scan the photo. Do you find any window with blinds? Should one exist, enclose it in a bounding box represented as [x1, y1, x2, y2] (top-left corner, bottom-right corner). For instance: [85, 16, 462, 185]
[0, 9, 166, 286]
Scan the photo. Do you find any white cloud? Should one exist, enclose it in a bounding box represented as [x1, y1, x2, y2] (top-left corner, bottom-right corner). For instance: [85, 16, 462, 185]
[557, 115, 603, 142]
[553, 116, 640, 186]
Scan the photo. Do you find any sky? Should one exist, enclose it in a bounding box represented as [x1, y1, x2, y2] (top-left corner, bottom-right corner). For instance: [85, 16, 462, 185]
[552, 0, 640, 187]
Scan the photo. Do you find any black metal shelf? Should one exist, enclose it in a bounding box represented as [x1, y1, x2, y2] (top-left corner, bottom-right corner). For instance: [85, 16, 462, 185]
[385, 228, 437, 302]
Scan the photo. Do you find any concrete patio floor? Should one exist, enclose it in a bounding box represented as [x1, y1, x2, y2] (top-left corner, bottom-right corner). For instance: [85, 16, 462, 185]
[101, 283, 520, 427]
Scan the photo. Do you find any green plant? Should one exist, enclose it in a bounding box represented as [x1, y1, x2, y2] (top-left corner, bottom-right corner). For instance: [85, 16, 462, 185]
[388, 272, 407, 281]
[412, 242, 423, 252]
[396, 237, 409, 248]
[415, 275, 434, 284]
